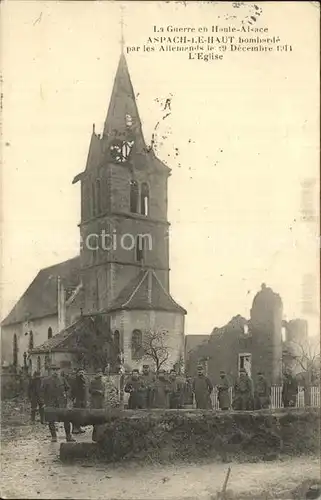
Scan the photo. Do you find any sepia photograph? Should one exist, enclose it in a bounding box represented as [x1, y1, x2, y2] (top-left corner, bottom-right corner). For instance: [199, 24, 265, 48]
[1, 1, 320, 499]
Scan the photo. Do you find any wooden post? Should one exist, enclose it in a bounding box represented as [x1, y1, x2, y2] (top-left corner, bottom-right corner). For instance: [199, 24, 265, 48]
[220, 467, 231, 499]
[118, 354, 125, 410]
[44, 407, 202, 426]
[44, 407, 124, 425]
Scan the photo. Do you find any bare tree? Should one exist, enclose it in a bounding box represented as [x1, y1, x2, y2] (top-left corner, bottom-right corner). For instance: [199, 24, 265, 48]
[141, 329, 171, 373]
[283, 337, 320, 385]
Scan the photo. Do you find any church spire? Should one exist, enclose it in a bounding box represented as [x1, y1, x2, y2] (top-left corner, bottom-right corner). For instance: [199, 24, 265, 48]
[102, 52, 146, 154]
[102, 6, 146, 155]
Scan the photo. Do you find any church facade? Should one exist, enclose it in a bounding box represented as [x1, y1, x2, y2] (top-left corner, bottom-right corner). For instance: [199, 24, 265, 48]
[1, 51, 186, 374]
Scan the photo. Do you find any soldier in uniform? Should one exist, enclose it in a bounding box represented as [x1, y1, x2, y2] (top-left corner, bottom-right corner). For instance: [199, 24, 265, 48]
[233, 369, 254, 410]
[217, 370, 230, 411]
[42, 364, 75, 442]
[192, 365, 213, 409]
[152, 369, 171, 408]
[89, 369, 105, 409]
[140, 364, 156, 409]
[89, 369, 106, 442]
[71, 368, 87, 434]
[124, 369, 145, 409]
[254, 371, 271, 409]
[28, 370, 45, 423]
[168, 369, 184, 409]
[282, 368, 298, 407]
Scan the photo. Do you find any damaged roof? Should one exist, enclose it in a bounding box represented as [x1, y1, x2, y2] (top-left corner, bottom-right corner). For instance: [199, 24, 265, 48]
[1, 256, 81, 327]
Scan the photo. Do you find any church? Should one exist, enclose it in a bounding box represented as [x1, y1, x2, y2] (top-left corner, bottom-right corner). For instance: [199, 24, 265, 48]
[1, 49, 186, 374]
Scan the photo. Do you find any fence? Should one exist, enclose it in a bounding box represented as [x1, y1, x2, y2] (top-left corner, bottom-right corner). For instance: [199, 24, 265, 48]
[310, 385, 320, 407]
[208, 385, 320, 410]
[2, 370, 319, 410]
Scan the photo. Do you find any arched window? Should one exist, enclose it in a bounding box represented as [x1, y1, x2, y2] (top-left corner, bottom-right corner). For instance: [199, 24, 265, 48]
[130, 180, 139, 213]
[37, 356, 41, 372]
[92, 183, 96, 217]
[114, 330, 120, 353]
[135, 235, 145, 262]
[131, 329, 143, 360]
[13, 334, 18, 368]
[29, 331, 34, 350]
[96, 179, 102, 214]
[48, 327, 53, 339]
[140, 183, 149, 216]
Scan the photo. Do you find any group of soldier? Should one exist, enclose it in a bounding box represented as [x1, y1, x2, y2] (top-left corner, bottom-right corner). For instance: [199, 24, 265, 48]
[124, 364, 300, 411]
[28, 362, 300, 442]
[28, 365, 107, 442]
[124, 365, 188, 409]
[208, 366, 299, 411]
[123, 364, 252, 411]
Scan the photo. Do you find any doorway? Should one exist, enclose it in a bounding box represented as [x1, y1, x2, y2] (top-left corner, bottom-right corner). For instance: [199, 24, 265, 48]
[238, 353, 252, 377]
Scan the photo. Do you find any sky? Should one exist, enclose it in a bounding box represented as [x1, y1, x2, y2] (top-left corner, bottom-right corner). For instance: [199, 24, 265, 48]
[1, 1, 320, 336]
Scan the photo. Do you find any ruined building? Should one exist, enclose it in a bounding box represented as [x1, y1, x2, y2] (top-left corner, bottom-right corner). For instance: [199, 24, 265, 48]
[186, 284, 285, 385]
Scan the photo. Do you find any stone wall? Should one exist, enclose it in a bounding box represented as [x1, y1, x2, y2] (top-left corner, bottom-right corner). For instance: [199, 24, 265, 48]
[79, 159, 170, 315]
[110, 309, 184, 372]
[1, 315, 58, 367]
[250, 285, 283, 384]
[186, 316, 250, 385]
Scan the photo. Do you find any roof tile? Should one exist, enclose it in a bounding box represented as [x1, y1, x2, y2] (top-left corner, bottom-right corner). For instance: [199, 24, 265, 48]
[107, 269, 186, 314]
[1, 256, 81, 326]
[30, 316, 95, 353]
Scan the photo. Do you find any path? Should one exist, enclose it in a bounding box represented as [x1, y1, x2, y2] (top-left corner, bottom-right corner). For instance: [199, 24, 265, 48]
[1, 422, 319, 499]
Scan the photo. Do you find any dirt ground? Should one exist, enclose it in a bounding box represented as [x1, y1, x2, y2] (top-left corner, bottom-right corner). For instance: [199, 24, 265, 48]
[1, 400, 320, 500]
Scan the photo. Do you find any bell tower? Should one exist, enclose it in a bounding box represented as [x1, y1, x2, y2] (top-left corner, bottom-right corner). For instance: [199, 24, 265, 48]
[73, 53, 171, 314]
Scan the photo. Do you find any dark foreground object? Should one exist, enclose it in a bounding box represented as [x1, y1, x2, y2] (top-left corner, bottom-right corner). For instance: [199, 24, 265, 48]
[50, 408, 320, 463]
[45, 407, 131, 426]
[60, 442, 102, 462]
